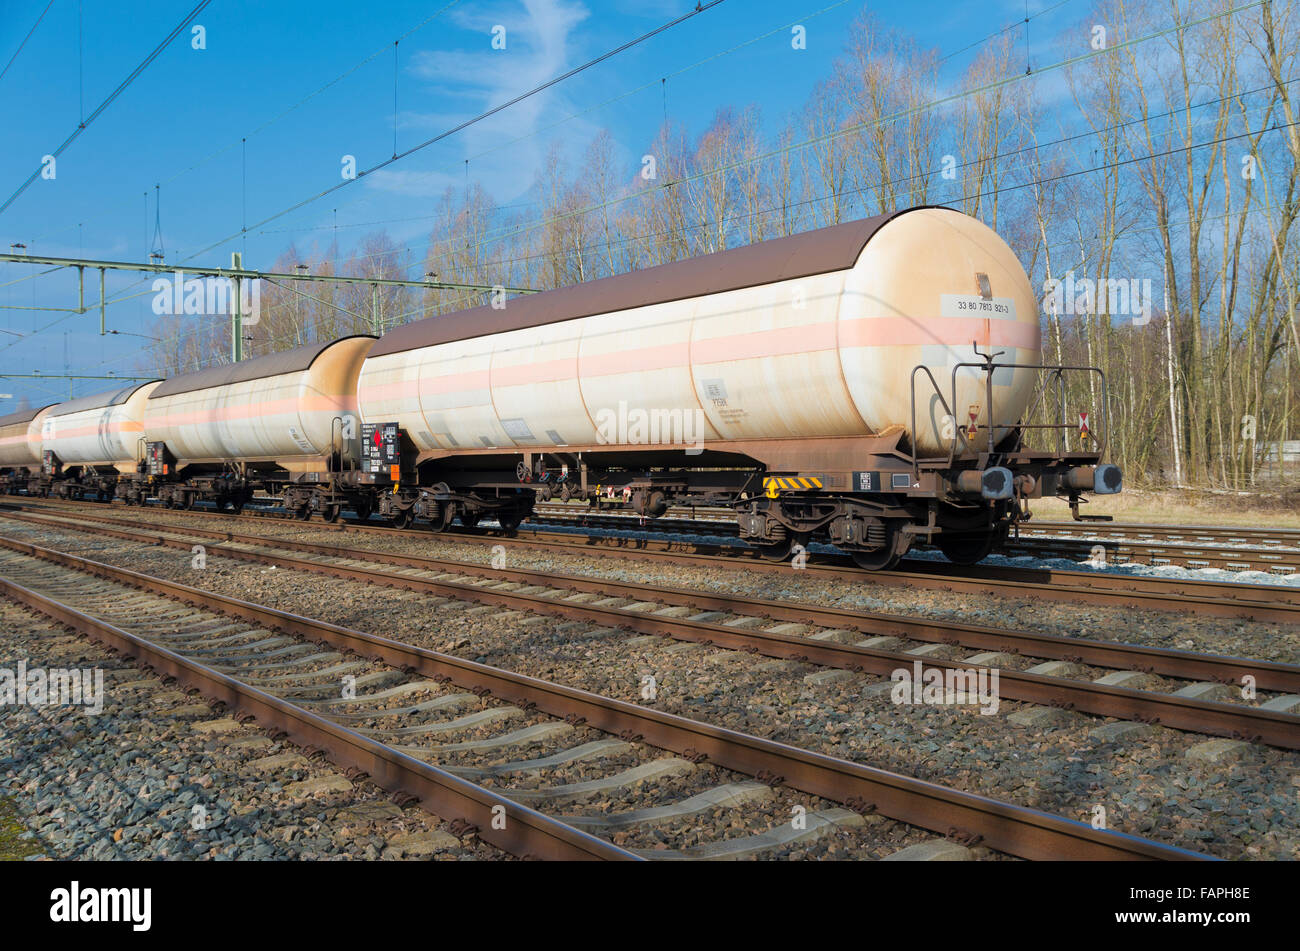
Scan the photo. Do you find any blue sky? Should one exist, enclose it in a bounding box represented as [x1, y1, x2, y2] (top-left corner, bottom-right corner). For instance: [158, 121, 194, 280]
[0, 0, 1080, 408]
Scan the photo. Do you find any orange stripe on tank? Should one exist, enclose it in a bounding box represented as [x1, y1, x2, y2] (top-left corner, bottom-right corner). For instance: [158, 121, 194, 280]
[360, 316, 1040, 400]
[45, 421, 144, 439]
[146, 395, 358, 428]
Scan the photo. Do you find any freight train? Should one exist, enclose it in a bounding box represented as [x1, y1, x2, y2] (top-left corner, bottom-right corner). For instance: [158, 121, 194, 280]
[0, 206, 1120, 569]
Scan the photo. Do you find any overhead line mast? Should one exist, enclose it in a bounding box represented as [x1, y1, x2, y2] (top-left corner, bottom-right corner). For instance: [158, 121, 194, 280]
[1, 250, 537, 363]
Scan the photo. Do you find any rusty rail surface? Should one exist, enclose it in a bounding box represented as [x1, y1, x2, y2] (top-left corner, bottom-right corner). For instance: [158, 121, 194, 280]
[531, 504, 1300, 572]
[6, 496, 1298, 624]
[0, 534, 1211, 861]
[3, 511, 1296, 752]
[0, 568, 633, 861]
[8, 506, 1298, 694]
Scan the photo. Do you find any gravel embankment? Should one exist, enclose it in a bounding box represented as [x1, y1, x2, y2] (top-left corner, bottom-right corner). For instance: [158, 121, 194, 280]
[0, 538, 954, 861]
[0, 598, 497, 861]
[2, 513, 1294, 859]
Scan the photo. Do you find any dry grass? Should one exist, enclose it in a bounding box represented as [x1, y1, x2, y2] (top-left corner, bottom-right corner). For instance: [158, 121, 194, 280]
[0, 796, 41, 861]
[1032, 485, 1300, 529]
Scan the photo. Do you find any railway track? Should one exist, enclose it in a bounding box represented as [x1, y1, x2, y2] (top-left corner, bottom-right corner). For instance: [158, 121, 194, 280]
[536, 502, 1300, 550]
[999, 537, 1300, 574]
[6, 495, 1300, 625]
[5, 506, 1298, 753]
[0, 533, 1206, 860]
[1019, 520, 1300, 548]
[527, 503, 1300, 574]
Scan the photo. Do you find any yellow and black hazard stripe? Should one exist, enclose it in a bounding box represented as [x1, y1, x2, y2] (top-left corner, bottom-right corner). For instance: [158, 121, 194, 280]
[762, 475, 824, 496]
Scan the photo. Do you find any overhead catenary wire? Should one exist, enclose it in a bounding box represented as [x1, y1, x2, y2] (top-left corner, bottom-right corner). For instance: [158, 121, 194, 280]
[27, 0, 735, 350]
[5, 0, 1279, 379]
[264, 0, 1079, 243]
[178, 0, 731, 265]
[0, 0, 214, 216]
[455, 0, 1271, 257]
[14, 77, 1289, 369]
[104, 114, 1300, 376]
[258, 0, 861, 239]
[271, 73, 1296, 276]
[0, 0, 56, 85]
[22, 0, 469, 247]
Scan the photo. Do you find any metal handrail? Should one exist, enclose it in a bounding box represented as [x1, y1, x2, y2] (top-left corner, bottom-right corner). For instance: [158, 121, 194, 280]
[329, 416, 352, 478]
[909, 346, 1110, 481]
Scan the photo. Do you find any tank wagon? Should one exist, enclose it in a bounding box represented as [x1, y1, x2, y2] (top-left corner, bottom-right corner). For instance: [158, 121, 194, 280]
[11, 206, 1120, 569]
[121, 335, 376, 516]
[0, 404, 56, 494]
[356, 205, 1119, 567]
[30, 382, 162, 500]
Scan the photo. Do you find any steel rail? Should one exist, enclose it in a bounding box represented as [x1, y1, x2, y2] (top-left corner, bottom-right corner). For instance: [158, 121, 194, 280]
[10, 506, 1298, 694]
[537, 504, 1300, 546]
[3, 516, 1295, 751]
[529, 508, 1300, 573]
[999, 538, 1300, 573]
[1024, 520, 1300, 545]
[0, 567, 632, 861]
[9, 497, 1299, 623]
[0, 534, 1210, 860]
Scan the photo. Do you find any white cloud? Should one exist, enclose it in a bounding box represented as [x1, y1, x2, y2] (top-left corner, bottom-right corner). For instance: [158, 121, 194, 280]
[363, 168, 462, 198]
[366, 0, 600, 203]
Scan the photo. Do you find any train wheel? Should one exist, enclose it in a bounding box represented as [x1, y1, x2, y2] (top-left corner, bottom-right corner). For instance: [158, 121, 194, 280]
[459, 512, 480, 530]
[755, 538, 793, 562]
[422, 503, 452, 533]
[294, 502, 312, 521]
[392, 508, 415, 529]
[183, 494, 196, 510]
[497, 511, 523, 533]
[851, 547, 901, 571]
[936, 530, 1000, 566]
[322, 504, 342, 523]
[850, 522, 903, 571]
[354, 500, 373, 522]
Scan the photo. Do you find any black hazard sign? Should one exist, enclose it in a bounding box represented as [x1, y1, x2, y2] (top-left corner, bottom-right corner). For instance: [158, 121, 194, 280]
[854, 471, 915, 492]
[361, 422, 401, 475]
[853, 471, 880, 492]
[145, 441, 172, 476]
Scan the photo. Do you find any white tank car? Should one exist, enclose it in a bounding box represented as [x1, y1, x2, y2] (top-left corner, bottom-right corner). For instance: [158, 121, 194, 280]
[143, 335, 374, 472]
[42, 382, 161, 471]
[0, 405, 56, 468]
[357, 206, 1041, 457]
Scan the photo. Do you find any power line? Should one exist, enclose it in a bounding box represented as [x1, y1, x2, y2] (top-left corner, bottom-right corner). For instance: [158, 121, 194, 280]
[37, 0, 732, 348]
[935, 0, 1076, 67]
[0, 0, 213, 216]
[461, 0, 1269, 255]
[2, 0, 1275, 375]
[0, 0, 55, 85]
[181, 0, 730, 263]
[265, 74, 1295, 272]
[153, 118, 1300, 358]
[260, 0, 855, 238]
[23, 1, 469, 248]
